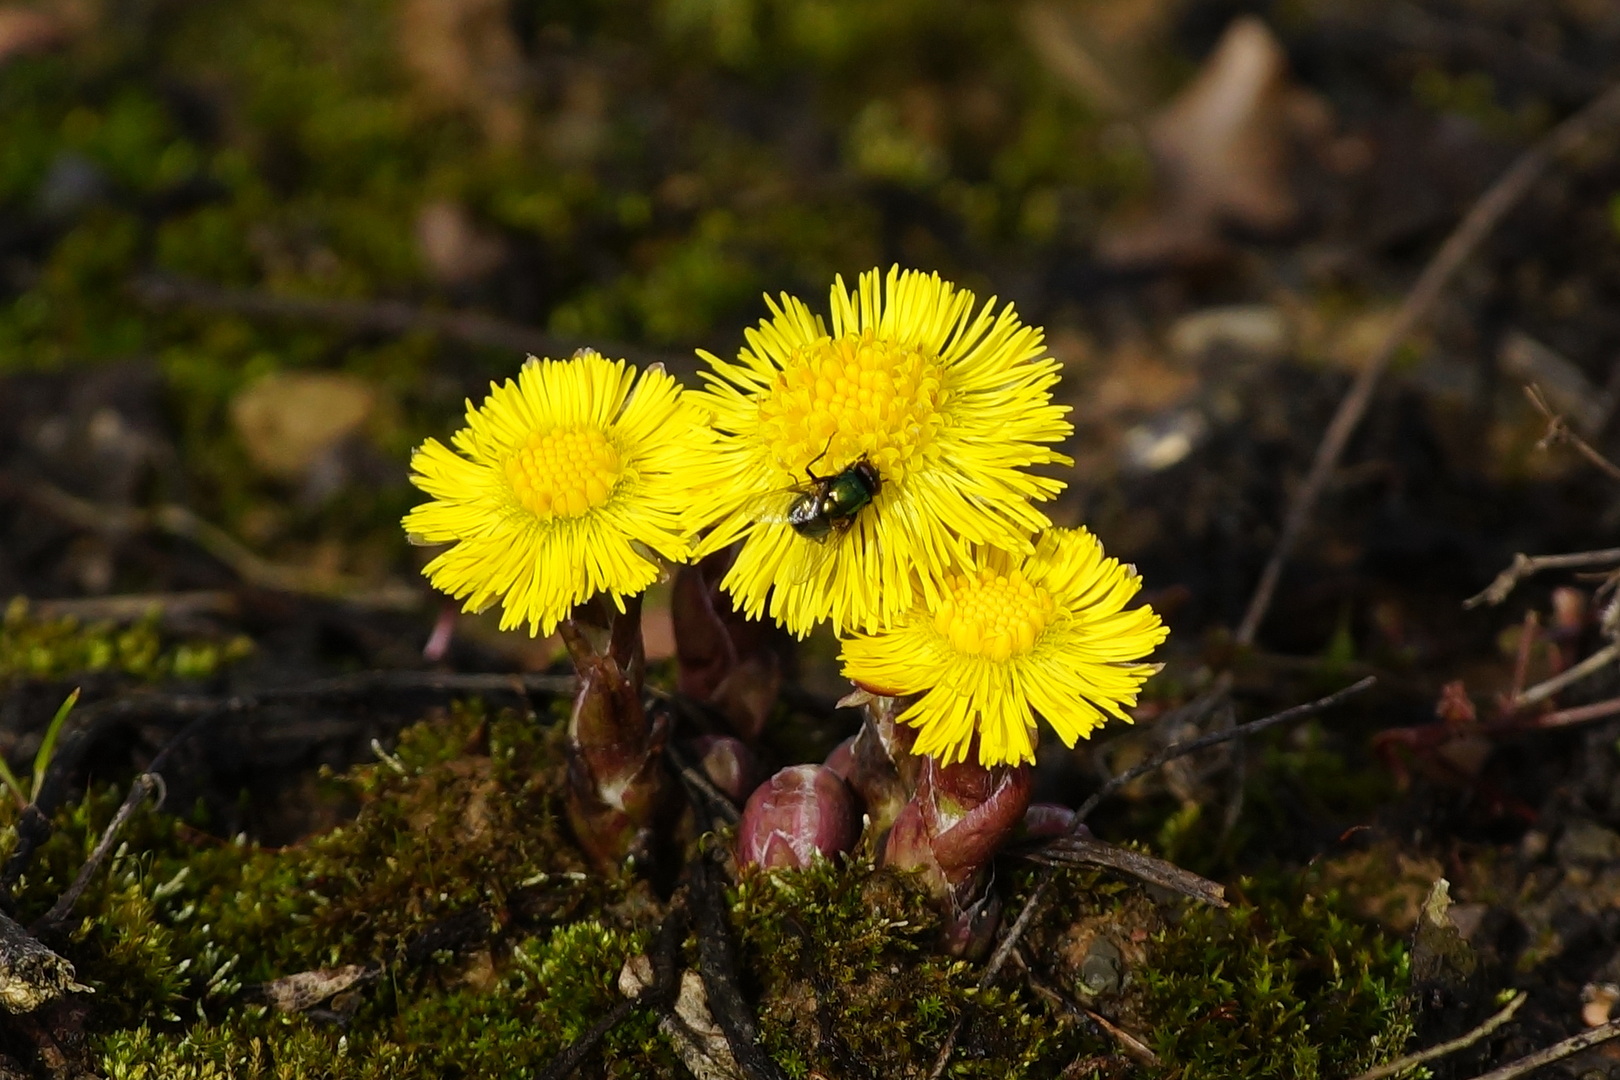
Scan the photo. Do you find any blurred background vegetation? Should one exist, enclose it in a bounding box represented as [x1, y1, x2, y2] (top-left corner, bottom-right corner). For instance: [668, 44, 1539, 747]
[0, 0, 1155, 590]
[7, 0, 1619, 673]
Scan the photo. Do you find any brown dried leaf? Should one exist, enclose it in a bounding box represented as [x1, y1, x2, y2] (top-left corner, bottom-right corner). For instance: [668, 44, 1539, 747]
[229, 372, 376, 484]
[252, 964, 378, 1013]
[1100, 16, 1332, 266]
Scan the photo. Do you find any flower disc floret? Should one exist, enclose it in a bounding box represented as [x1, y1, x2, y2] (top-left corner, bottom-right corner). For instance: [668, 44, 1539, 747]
[505, 426, 622, 519]
[934, 568, 1056, 662]
[403, 350, 713, 637]
[839, 528, 1168, 767]
[755, 331, 944, 487]
[691, 265, 1074, 637]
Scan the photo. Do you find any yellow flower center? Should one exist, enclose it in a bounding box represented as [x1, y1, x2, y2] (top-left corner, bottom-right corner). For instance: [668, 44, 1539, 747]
[504, 425, 622, 520]
[934, 568, 1056, 663]
[756, 331, 944, 485]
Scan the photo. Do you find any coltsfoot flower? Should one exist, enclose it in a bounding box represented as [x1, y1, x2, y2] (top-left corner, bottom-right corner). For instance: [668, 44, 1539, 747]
[404, 350, 713, 637]
[839, 528, 1168, 767]
[690, 266, 1073, 637]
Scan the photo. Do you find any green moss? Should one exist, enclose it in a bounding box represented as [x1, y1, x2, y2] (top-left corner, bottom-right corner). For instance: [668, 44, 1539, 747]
[0, 702, 1416, 1078]
[0, 704, 670, 1078]
[736, 858, 1101, 1078]
[1137, 879, 1414, 1079]
[0, 599, 253, 686]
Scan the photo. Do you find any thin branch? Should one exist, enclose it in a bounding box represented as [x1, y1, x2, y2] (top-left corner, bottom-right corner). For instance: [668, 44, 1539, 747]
[1072, 676, 1377, 824]
[665, 739, 742, 827]
[1237, 79, 1620, 646]
[1512, 640, 1620, 709]
[1022, 835, 1227, 907]
[526, 894, 691, 1080]
[688, 851, 785, 1080]
[1466, 548, 1620, 608]
[925, 677, 1376, 1080]
[1077, 1005, 1158, 1066]
[31, 773, 163, 937]
[1011, 947, 1159, 1065]
[1526, 384, 1620, 483]
[1347, 990, 1526, 1080]
[130, 274, 690, 377]
[16, 591, 239, 625]
[1534, 695, 1620, 729]
[0, 472, 418, 609]
[1463, 1015, 1620, 1080]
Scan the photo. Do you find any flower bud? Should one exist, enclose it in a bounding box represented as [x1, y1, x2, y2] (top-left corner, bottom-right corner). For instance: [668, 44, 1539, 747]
[736, 765, 858, 870]
[671, 554, 789, 740]
[686, 735, 764, 806]
[561, 607, 674, 874]
[833, 695, 919, 838]
[881, 750, 1031, 958]
[883, 756, 1032, 889]
[1020, 803, 1090, 842]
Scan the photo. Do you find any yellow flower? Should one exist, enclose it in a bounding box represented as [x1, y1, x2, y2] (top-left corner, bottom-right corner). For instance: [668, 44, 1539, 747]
[403, 350, 712, 637]
[839, 528, 1167, 767]
[691, 266, 1073, 637]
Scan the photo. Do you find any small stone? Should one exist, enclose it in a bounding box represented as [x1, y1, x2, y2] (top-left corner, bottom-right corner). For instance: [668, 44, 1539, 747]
[1167, 305, 1289, 360]
[1557, 820, 1620, 866]
[230, 372, 376, 485]
[1079, 937, 1123, 996]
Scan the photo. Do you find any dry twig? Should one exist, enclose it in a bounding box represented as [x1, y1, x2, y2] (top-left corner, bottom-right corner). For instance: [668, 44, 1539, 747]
[0, 670, 574, 900]
[1012, 947, 1159, 1065]
[17, 592, 239, 624]
[1462, 1014, 1620, 1080]
[131, 274, 689, 375]
[1525, 384, 1620, 483]
[0, 472, 418, 609]
[1466, 548, 1620, 609]
[31, 773, 163, 938]
[1022, 834, 1227, 907]
[1072, 676, 1376, 823]
[688, 851, 784, 1080]
[1236, 80, 1620, 646]
[1512, 640, 1620, 709]
[1536, 695, 1620, 728]
[536, 906, 686, 1080]
[1347, 990, 1525, 1080]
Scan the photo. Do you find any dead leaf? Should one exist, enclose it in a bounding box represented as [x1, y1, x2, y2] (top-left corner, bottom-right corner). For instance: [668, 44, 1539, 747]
[230, 372, 376, 484]
[1100, 16, 1332, 266]
[619, 957, 745, 1080]
[251, 964, 378, 1013]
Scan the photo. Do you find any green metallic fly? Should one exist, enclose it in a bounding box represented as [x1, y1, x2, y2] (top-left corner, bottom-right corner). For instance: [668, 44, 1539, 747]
[785, 446, 883, 541]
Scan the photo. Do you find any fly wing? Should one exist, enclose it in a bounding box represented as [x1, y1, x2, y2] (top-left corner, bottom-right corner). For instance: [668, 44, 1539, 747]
[739, 485, 802, 527]
[779, 526, 839, 586]
[728, 484, 841, 586]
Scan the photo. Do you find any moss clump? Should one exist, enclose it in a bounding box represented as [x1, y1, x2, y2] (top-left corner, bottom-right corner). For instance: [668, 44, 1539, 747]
[0, 599, 253, 686]
[735, 857, 1104, 1078]
[92, 918, 670, 1080]
[2, 703, 669, 1077]
[0, 702, 1414, 1077]
[1136, 878, 1414, 1079]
